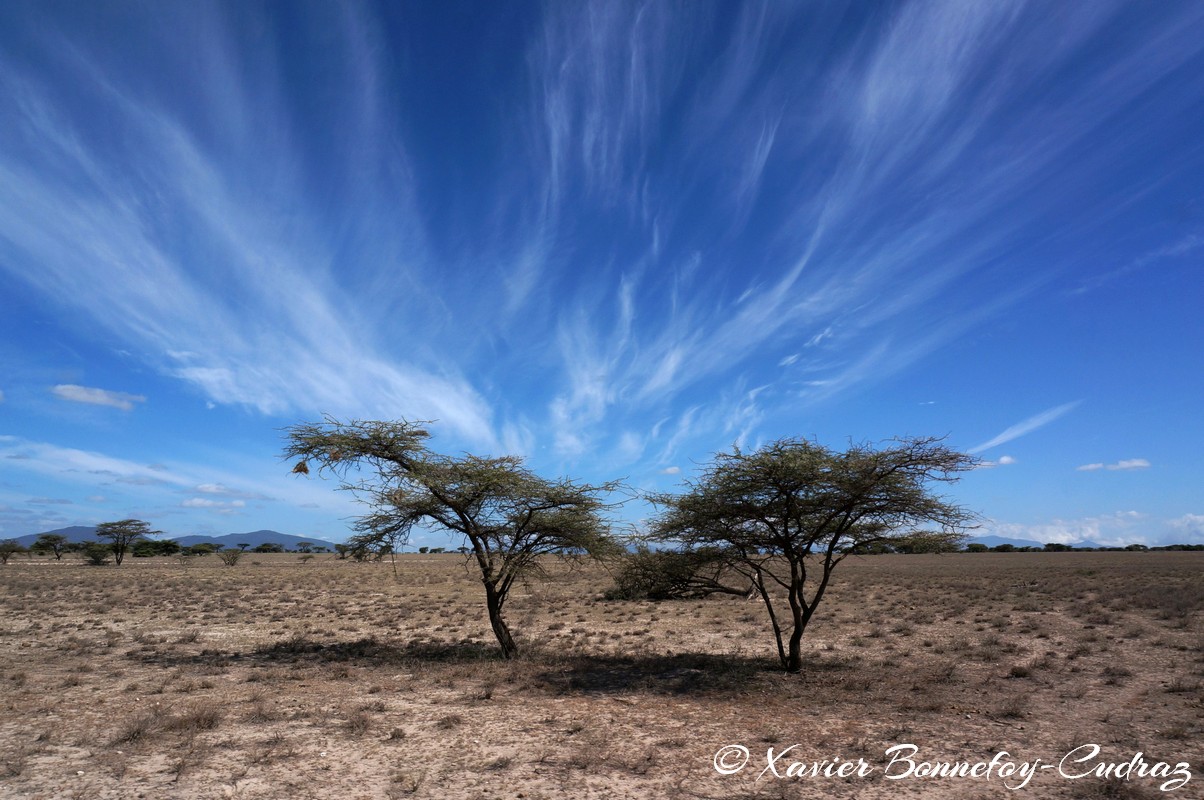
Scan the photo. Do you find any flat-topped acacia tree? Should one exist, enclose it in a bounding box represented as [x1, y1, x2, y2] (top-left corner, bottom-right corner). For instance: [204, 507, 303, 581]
[284, 418, 621, 658]
[96, 519, 159, 566]
[647, 436, 977, 672]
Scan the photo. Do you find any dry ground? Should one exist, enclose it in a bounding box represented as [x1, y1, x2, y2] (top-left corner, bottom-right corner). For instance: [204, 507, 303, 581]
[1, 551, 1200, 799]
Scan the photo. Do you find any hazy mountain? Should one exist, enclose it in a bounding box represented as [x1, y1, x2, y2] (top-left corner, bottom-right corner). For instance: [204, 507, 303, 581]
[174, 531, 339, 550]
[966, 535, 1110, 550]
[15, 526, 337, 551]
[14, 526, 98, 547]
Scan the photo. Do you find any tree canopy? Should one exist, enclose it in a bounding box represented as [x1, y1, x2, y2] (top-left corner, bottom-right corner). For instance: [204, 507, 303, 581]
[647, 436, 977, 671]
[285, 418, 621, 658]
[95, 519, 159, 566]
[32, 533, 69, 560]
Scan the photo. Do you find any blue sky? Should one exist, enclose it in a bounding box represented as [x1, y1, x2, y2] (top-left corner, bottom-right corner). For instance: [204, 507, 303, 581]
[2, 1, 1202, 548]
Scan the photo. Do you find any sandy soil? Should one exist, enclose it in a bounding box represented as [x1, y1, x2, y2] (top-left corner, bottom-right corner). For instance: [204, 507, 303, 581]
[1, 551, 1200, 799]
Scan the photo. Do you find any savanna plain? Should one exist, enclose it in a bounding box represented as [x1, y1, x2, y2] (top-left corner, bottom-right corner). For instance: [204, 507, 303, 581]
[1, 552, 1200, 799]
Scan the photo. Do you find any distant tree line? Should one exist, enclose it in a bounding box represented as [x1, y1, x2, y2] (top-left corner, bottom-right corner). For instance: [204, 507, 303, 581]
[962, 542, 1201, 552]
[2, 524, 336, 566]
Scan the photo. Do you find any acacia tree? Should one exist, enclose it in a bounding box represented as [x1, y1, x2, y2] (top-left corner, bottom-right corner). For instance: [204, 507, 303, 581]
[285, 418, 621, 658]
[0, 539, 24, 564]
[647, 436, 976, 672]
[32, 533, 69, 560]
[95, 519, 159, 566]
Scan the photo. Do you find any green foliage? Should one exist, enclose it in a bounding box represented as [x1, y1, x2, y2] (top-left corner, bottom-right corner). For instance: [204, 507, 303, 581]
[95, 519, 159, 566]
[285, 417, 622, 658]
[31, 533, 69, 560]
[80, 541, 112, 566]
[605, 547, 748, 600]
[218, 548, 244, 566]
[894, 532, 963, 554]
[647, 436, 977, 671]
[187, 543, 218, 556]
[965, 543, 989, 553]
[253, 542, 284, 554]
[0, 539, 25, 564]
[132, 539, 182, 557]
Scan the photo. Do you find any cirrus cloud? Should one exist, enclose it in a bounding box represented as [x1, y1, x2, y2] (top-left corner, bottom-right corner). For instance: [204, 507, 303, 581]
[51, 384, 146, 411]
[1077, 459, 1150, 472]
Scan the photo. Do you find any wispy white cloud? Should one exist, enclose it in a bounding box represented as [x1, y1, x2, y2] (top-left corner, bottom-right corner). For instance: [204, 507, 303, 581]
[194, 482, 269, 500]
[1072, 234, 1203, 295]
[182, 497, 245, 509]
[0, 436, 344, 516]
[983, 509, 1200, 547]
[4, 0, 1203, 511]
[982, 511, 1142, 546]
[531, 1, 1204, 457]
[1077, 459, 1150, 472]
[0, 15, 498, 449]
[970, 402, 1081, 453]
[51, 384, 145, 411]
[1169, 514, 1204, 539]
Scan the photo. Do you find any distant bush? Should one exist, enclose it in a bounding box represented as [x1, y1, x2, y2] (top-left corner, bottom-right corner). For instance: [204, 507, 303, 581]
[605, 547, 748, 601]
[965, 543, 989, 553]
[218, 548, 244, 566]
[80, 541, 112, 566]
[0, 539, 25, 564]
[133, 539, 182, 557]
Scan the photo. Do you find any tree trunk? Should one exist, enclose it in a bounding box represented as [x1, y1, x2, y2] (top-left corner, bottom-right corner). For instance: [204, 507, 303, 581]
[784, 577, 808, 672]
[484, 583, 518, 659]
[785, 622, 804, 672]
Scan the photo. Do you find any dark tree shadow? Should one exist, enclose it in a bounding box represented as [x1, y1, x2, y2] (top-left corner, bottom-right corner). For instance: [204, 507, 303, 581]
[128, 636, 853, 698]
[523, 650, 778, 696]
[129, 635, 504, 669]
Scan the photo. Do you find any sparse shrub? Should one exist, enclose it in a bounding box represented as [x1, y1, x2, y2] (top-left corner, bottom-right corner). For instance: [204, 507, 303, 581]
[604, 547, 747, 600]
[165, 702, 223, 733]
[81, 541, 113, 566]
[218, 548, 244, 566]
[344, 709, 372, 736]
[0, 539, 24, 564]
[111, 712, 160, 745]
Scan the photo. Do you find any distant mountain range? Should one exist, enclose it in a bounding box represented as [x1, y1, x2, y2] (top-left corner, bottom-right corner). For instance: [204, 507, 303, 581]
[8, 527, 1131, 552]
[14, 526, 339, 551]
[965, 535, 1109, 550]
